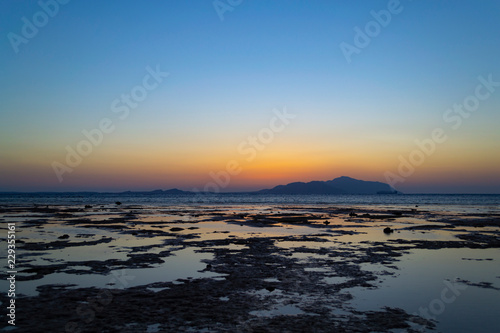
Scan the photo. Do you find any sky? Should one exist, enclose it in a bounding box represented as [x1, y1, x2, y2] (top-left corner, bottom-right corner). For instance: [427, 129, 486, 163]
[1, 0, 499, 193]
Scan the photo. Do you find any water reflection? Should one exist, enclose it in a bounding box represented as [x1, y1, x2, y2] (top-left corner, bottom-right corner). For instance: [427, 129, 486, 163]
[346, 248, 500, 332]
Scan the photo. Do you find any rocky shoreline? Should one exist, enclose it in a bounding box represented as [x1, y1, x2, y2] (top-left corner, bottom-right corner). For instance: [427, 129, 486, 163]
[1, 204, 499, 332]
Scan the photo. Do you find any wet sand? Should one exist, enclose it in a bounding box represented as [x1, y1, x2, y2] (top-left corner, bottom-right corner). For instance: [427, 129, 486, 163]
[1, 204, 499, 332]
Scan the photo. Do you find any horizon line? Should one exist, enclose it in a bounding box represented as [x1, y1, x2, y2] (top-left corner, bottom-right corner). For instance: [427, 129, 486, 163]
[0, 190, 499, 195]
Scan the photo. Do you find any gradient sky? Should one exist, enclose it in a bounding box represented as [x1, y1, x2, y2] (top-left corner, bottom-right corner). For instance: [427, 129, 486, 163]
[1, 0, 499, 193]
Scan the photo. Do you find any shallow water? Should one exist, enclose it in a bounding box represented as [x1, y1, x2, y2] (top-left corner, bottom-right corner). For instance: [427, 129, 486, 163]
[1, 193, 499, 213]
[1, 203, 499, 331]
[346, 248, 500, 332]
[5, 248, 221, 297]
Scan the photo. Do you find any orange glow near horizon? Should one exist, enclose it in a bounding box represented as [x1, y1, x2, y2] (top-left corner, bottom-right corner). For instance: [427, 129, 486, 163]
[1, 124, 500, 193]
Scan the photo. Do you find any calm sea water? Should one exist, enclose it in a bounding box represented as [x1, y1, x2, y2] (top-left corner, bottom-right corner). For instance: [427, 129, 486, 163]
[0, 193, 499, 213]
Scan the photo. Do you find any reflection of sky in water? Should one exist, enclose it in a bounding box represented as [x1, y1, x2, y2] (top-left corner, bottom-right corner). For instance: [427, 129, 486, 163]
[322, 276, 351, 284]
[1, 204, 499, 329]
[250, 304, 304, 317]
[346, 248, 500, 332]
[185, 220, 326, 239]
[4, 248, 220, 297]
[139, 214, 194, 222]
[16, 232, 174, 267]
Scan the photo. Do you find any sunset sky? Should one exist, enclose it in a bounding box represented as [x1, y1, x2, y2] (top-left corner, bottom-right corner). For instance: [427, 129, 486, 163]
[1, 1, 500, 193]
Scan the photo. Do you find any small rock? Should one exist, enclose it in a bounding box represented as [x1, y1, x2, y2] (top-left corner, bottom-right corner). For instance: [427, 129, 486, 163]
[170, 227, 184, 232]
[58, 234, 70, 239]
[383, 227, 393, 234]
[115, 201, 122, 205]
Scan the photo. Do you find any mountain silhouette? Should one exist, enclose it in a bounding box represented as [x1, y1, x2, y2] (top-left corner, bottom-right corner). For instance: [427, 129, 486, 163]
[256, 176, 398, 195]
[15, 177, 398, 195]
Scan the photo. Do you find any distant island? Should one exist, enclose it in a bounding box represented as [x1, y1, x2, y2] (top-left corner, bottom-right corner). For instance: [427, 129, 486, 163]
[117, 176, 399, 195]
[255, 176, 398, 195]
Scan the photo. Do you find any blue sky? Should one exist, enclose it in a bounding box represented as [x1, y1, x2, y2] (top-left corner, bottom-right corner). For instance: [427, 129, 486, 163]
[1, 0, 499, 193]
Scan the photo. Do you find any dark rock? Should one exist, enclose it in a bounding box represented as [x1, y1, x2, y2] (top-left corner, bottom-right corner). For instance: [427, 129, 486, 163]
[170, 227, 184, 232]
[383, 227, 393, 234]
[58, 234, 70, 239]
[116, 201, 122, 205]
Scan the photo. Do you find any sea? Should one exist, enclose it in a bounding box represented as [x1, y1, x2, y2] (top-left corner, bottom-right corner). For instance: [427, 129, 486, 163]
[1, 193, 499, 213]
[1, 192, 499, 332]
